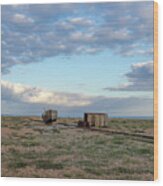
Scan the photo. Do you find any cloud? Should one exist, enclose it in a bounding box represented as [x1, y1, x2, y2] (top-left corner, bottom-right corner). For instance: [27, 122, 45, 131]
[1, 2, 153, 74]
[78, 96, 153, 117]
[1, 81, 153, 117]
[1, 80, 91, 107]
[68, 17, 94, 26]
[104, 61, 153, 91]
[12, 13, 34, 24]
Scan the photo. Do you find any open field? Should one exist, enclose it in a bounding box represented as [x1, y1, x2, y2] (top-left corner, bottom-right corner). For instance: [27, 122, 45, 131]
[1, 116, 154, 180]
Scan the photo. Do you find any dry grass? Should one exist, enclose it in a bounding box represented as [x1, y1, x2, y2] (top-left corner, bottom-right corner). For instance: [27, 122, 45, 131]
[1, 116, 154, 180]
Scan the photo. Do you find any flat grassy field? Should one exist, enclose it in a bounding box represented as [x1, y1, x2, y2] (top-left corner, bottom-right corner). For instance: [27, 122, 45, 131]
[1, 116, 154, 180]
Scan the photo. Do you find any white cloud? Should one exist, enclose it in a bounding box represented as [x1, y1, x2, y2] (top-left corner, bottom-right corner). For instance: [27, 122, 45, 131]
[68, 17, 93, 26]
[70, 31, 94, 42]
[1, 80, 91, 107]
[1, 80, 153, 117]
[12, 13, 34, 24]
[1, 2, 154, 74]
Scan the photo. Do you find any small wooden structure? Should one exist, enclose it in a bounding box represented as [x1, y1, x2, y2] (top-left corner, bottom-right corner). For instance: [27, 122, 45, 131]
[84, 113, 108, 127]
[42, 110, 58, 124]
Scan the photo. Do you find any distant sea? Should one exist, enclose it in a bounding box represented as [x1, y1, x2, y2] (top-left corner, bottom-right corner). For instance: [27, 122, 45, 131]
[111, 116, 154, 120]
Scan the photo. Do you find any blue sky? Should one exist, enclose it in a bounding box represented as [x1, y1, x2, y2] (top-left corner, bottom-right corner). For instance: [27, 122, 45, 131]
[1, 1, 154, 117]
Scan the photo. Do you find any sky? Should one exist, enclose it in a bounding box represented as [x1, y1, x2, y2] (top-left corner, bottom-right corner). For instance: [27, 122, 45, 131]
[1, 1, 154, 117]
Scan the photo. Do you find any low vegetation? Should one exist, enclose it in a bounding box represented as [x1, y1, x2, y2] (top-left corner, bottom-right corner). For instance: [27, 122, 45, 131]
[1, 116, 154, 180]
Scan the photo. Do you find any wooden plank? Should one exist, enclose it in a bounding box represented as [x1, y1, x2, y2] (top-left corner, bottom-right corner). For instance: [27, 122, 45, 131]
[154, 1, 158, 181]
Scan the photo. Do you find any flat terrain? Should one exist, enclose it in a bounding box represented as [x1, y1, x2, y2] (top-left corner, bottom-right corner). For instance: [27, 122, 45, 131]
[1, 116, 154, 180]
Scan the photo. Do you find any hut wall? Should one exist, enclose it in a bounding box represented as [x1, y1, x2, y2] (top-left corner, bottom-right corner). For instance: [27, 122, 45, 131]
[84, 113, 107, 127]
[42, 110, 58, 123]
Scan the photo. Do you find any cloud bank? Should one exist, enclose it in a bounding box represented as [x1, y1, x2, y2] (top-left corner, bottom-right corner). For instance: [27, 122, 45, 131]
[1, 80, 91, 107]
[1, 81, 153, 117]
[1, 2, 153, 73]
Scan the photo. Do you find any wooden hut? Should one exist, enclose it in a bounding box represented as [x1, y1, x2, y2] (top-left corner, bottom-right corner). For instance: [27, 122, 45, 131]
[84, 113, 108, 127]
[42, 110, 58, 124]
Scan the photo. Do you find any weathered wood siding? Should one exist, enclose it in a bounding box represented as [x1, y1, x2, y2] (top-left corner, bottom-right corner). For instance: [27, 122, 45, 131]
[84, 113, 108, 127]
[42, 110, 58, 124]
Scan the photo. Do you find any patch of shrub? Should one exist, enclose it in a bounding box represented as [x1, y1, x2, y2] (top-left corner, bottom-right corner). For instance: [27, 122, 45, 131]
[36, 160, 64, 170]
[9, 161, 27, 169]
